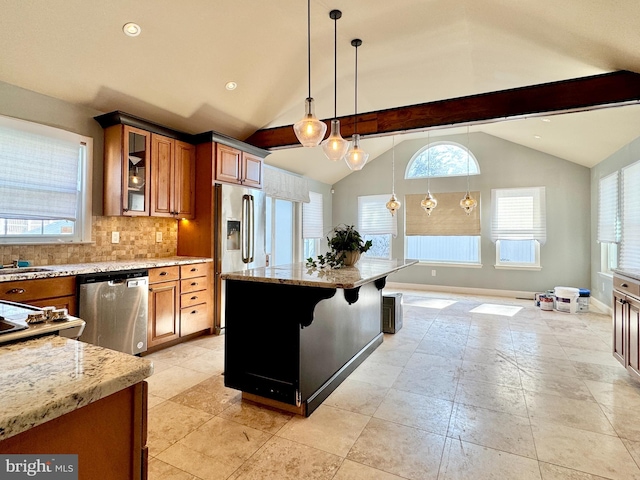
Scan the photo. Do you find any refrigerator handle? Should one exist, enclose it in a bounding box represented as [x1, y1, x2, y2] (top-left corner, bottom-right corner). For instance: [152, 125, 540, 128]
[248, 195, 255, 263]
[242, 194, 250, 263]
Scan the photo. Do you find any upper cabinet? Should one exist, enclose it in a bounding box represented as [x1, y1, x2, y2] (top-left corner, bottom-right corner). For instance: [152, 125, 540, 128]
[215, 144, 263, 189]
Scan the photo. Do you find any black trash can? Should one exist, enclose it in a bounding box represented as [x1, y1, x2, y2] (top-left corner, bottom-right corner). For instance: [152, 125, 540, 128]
[382, 293, 403, 333]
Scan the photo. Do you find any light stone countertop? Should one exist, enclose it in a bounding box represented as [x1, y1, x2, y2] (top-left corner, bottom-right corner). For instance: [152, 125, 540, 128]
[0, 336, 153, 441]
[614, 269, 640, 283]
[0, 256, 212, 283]
[221, 258, 418, 289]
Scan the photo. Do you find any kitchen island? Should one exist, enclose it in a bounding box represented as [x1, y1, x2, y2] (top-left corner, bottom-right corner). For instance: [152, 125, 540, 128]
[0, 335, 153, 480]
[222, 258, 416, 416]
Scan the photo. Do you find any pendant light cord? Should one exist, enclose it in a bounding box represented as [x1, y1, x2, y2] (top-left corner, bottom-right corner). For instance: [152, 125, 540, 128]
[307, 0, 311, 100]
[391, 136, 396, 194]
[427, 130, 431, 191]
[466, 126, 471, 192]
[333, 14, 337, 118]
[354, 43, 358, 135]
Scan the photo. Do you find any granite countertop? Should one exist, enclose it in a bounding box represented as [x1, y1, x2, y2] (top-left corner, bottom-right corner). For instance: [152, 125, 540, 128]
[0, 256, 212, 283]
[0, 336, 153, 441]
[0, 301, 85, 345]
[221, 258, 418, 289]
[613, 269, 640, 283]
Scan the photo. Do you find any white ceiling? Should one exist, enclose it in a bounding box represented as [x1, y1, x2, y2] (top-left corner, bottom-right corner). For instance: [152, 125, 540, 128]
[1, 0, 640, 184]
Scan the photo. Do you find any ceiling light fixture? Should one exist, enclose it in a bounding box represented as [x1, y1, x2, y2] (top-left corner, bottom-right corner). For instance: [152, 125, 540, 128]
[321, 10, 349, 162]
[460, 126, 478, 215]
[421, 130, 437, 215]
[293, 0, 327, 147]
[386, 136, 402, 216]
[344, 38, 369, 171]
[123, 22, 141, 37]
[225, 81, 237, 91]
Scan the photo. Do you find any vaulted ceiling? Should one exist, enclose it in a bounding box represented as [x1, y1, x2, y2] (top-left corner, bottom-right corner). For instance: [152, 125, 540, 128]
[2, 0, 640, 184]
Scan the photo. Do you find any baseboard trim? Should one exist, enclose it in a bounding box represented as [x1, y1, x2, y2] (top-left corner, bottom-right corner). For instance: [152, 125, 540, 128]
[385, 281, 536, 300]
[590, 296, 612, 315]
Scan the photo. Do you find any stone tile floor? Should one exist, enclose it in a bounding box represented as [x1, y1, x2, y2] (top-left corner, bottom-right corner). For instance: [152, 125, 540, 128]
[145, 289, 640, 480]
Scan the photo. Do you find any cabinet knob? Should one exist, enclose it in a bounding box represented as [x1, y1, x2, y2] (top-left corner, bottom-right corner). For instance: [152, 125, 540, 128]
[149, 287, 154, 292]
[6, 288, 25, 294]
[191, 310, 197, 315]
[619, 298, 627, 305]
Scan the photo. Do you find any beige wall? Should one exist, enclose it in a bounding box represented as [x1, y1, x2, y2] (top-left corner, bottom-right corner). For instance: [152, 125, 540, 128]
[0, 80, 181, 266]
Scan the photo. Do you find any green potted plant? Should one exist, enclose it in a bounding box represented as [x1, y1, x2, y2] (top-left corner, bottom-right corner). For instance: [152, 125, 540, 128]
[307, 225, 373, 268]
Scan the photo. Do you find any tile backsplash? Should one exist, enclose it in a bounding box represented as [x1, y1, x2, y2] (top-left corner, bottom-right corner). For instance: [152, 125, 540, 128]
[0, 216, 178, 266]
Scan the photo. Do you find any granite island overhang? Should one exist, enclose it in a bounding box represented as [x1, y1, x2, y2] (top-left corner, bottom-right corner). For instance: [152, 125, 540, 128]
[221, 258, 417, 416]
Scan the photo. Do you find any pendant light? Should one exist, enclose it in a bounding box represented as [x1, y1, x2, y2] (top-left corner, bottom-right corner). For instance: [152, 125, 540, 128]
[293, 0, 327, 147]
[344, 38, 369, 171]
[321, 10, 349, 161]
[386, 136, 402, 216]
[421, 131, 438, 215]
[460, 126, 478, 215]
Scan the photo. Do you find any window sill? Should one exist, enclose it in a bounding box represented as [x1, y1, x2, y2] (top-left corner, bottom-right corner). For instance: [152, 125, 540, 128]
[598, 272, 613, 279]
[415, 261, 483, 269]
[494, 264, 542, 271]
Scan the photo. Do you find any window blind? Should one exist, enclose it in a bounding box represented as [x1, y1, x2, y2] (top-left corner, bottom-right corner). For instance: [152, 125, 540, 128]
[0, 124, 80, 221]
[405, 192, 481, 236]
[358, 194, 397, 237]
[303, 191, 323, 239]
[598, 171, 619, 243]
[263, 165, 310, 203]
[490, 187, 546, 245]
[621, 160, 640, 269]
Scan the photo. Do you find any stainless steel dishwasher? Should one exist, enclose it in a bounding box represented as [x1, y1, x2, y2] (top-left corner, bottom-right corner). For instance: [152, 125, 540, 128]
[77, 269, 149, 355]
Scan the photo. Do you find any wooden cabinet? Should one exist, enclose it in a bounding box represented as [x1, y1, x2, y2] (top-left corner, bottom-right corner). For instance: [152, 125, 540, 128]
[150, 135, 196, 218]
[0, 276, 77, 315]
[613, 273, 640, 381]
[102, 125, 195, 219]
[147, 263, 213, 351]
[215, 144, 263, 188]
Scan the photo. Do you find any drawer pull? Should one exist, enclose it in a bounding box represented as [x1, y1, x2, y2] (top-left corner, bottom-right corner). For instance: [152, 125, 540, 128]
[160, 271, 168, 276]
[191, 282, 198, 286]
[621, 283, 629, 288]
[191, 310, 197, 315]
[6, 288, 25, 294]
[190, 267, 198, 272]
[619, 298, 627, 305]
[190, 296, 198, 301]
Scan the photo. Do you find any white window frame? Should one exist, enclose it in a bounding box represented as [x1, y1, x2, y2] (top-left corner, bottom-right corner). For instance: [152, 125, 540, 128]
[620, 160, 640, 270]
[303, 191, 323, 260]
[265, 196, 303, 266]
[405, 141, 480, 179]
[405, 235, 482, 267]
[358, 194, 397, 259]
[495, 239, 541, 270]
[0, 115, 92, 245]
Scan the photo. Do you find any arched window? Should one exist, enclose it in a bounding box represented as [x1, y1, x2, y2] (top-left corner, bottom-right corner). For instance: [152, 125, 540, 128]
[405, 141, 480, 179]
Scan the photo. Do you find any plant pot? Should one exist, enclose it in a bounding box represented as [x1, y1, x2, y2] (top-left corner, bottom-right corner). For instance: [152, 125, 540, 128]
[341, 251, 361, 266]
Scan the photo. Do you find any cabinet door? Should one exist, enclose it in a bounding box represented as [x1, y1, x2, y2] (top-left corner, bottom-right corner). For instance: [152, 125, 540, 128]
[174, 141, 196, 219]
[216, 144, 242, 184]
[150, 134, 175, 217]
[123, 126, 151, 216]
[626, 296, 640, 380]
[242, 152, 263, 189]
[613, 291, 626, 366]
[148, 280, 180, 348]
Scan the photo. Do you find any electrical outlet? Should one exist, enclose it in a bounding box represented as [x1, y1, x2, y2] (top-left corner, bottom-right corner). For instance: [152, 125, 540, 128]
[111, 231, 120, 244]
[431, 269, 436, 277]
[156, 231, 162, 243]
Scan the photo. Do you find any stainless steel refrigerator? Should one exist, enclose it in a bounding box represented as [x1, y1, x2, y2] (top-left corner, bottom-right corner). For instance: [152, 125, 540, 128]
[214, 183, 267, 333]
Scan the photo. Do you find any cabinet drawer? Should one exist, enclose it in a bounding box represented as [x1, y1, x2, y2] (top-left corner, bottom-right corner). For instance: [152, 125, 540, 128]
[181, 291, 209, 309]
[1, 276, 76, 303]
[181, 277, 208, 294]
[180, 263, 210, 279]
[181, 304, 212, 336]
[614, 275, 640, 298]
[149, 266, 180, 283]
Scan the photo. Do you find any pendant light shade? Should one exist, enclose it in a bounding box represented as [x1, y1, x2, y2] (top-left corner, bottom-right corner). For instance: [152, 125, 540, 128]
[321, 10, 349, 161]
[386, 136, 402, 216]
[421, 130, 437, 215]
[294, 0, 327, 147]
[345, 38, 368, 171]
[460, 126, 477, 215]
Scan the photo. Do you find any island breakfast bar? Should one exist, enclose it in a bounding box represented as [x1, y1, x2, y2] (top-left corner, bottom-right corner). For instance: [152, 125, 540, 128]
[221, 258, 416, 416]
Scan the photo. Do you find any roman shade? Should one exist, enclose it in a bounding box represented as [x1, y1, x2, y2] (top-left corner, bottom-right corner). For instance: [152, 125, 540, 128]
[598, 171, 619, 243]
[303, 191, 323, 239]
[263, 165, 310, 203]
[358, 194, 397, 237]
[405, 192, 481, 236]
[491, 187, 546, 245]
[621, 160, 640, 269]
[0, 122, 80, 221]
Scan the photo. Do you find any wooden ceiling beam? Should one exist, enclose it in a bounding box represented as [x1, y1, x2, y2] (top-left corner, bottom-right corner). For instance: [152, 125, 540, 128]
[244, 70, 640, 149]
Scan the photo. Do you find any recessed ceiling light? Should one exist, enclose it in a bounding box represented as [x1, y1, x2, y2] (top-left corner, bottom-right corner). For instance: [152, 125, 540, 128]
[541, 118, 551, 123]
[123, 23, 141, 37]
[534, 135, 542, 139]
[225, 81, 237, 91]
